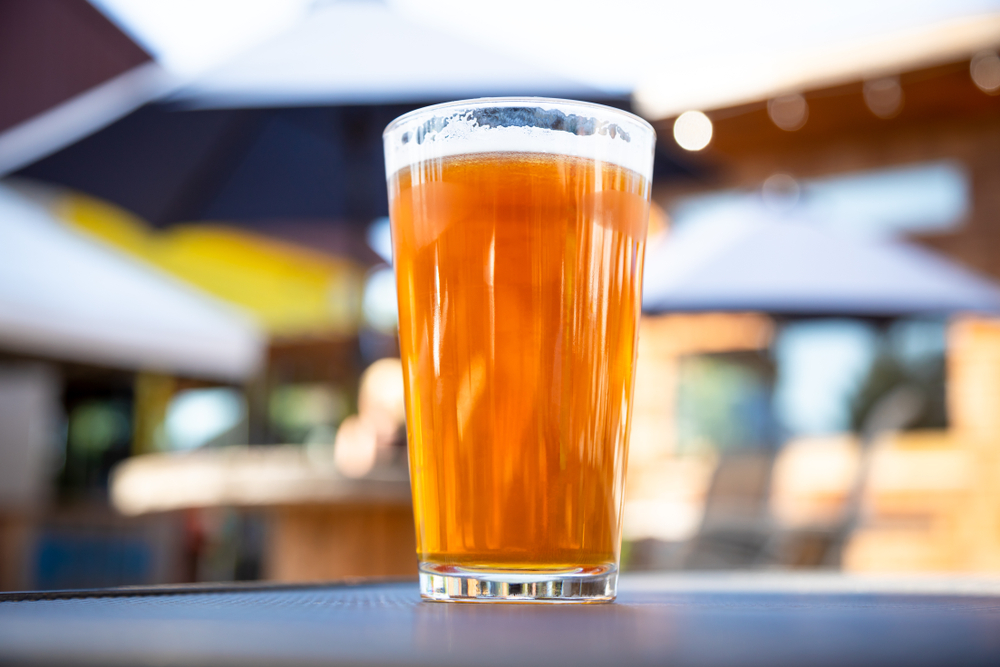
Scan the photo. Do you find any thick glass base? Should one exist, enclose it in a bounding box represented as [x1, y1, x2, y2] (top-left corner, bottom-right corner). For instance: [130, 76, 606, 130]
[418, 563, 617, 603]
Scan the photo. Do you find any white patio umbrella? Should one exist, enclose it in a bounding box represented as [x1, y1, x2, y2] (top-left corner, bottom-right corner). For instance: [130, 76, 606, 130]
[0, 183, 264, 380]
[642, 216, 1000, 317]
[170, 0, 605, 109]
[633, 12, 1000, 120]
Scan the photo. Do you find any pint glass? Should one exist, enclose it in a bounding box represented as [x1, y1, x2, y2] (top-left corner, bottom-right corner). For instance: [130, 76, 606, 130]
[383, 99, 655, 602]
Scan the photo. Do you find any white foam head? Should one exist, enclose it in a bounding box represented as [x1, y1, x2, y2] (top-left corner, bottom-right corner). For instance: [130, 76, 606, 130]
[383, 98, 656, 180]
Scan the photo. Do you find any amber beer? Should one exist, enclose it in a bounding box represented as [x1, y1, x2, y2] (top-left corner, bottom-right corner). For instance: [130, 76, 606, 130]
[384, 100, 654, 602]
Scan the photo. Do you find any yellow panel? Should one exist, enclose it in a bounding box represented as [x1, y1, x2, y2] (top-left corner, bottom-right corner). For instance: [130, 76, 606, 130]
[58, 192, 365, 336]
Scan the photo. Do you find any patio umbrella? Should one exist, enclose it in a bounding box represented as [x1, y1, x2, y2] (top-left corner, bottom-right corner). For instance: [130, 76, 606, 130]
[14, 1, 636, 228]
[15, 103, 399, 226]
[642, 216, 1000, 317]
[0, 0, 171, 176]
[168, 0, 605, 108]
[0, 183, 264, 380]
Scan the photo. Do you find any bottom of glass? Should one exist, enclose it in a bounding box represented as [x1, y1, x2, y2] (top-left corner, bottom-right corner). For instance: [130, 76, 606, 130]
[418, 562, 617, 603]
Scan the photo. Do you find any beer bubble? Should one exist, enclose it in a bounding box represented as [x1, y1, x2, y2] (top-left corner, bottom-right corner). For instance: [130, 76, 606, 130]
[384, 99, 655, 182]
[408, 107, 633, 146]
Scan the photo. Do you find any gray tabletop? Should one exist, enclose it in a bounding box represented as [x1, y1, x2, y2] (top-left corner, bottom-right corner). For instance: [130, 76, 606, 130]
[2, 573, 1000, 667]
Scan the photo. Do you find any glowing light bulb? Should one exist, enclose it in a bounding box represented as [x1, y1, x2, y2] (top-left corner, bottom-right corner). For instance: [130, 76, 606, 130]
[673, 111, 713, 151]
[971, 51, 1000, 94]
[768, 94, 808, 131]
[863, 77, 904, 119]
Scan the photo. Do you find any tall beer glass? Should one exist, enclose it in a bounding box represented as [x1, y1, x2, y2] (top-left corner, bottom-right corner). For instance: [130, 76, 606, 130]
[383, 99, 655, 602]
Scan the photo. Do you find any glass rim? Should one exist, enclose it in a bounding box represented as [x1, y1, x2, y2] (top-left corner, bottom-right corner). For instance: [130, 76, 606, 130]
[383, 97, 656, 140]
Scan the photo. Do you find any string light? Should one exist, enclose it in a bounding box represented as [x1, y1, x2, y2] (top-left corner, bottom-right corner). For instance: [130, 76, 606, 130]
[673, 111, 713, 151]
[768, 94, 808, 131]
[863, 77, 904, 118]
[971, 51, 1000, 94]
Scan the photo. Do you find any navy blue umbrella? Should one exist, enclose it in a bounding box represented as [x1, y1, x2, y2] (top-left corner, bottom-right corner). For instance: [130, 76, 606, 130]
[10, 1, 642, 229]
[12, 0, 704, 231]
[15, 103, 401, 226]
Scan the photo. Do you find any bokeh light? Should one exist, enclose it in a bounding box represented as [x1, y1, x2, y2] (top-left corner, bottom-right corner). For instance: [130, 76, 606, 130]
[971, 50, 1000, 94]
[768, 93, 809, 131]
[672, 111, 713, 151]
[362, 267, 398, 333]
[863, 76, 904, 118]
[761, 174, 801, 213]
[366, 217, 393, 264]
[164, 388, 246, 451]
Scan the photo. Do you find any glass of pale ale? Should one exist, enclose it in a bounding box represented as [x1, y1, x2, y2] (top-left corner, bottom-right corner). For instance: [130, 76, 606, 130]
[383, 99, 655, 602]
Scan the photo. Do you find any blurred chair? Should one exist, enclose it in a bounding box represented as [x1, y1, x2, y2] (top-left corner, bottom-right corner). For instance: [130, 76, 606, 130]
[843, 317, 1000, 571]
[762, 384, 927, 570]
[822, 384, 925, 567]
[681, 450, 776, 569]
[680, 381, 920, 571]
